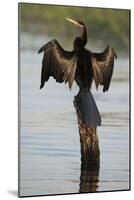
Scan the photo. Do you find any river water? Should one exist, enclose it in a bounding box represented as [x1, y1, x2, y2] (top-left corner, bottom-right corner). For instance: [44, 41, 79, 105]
[19, 33, 130, 197]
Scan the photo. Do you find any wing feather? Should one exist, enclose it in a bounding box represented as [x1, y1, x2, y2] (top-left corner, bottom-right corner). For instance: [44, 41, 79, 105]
[38, 39, 78, 89]
[91, 44, 117, 92]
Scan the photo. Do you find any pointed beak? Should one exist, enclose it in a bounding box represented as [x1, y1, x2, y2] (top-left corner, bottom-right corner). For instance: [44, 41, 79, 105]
[65, 18, 80, 27]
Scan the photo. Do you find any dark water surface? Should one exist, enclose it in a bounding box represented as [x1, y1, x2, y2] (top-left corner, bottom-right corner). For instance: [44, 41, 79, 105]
[19, 35, 129, 196]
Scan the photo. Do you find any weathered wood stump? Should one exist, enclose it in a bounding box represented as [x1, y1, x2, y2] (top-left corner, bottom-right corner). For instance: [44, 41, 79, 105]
[73, 95, 100, 168]
[74, 93, 100, 192]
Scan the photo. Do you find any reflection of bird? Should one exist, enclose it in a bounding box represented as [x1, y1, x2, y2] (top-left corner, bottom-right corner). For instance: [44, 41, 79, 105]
[38, 18, 117, 128]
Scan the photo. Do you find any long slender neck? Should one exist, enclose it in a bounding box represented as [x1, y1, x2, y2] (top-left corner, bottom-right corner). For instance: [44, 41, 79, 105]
[80, 26, 87, 46]
[73, 25, 87, 51]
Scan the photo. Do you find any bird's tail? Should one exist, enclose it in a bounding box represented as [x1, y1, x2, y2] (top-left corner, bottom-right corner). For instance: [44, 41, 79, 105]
[74, 89, 101, 128]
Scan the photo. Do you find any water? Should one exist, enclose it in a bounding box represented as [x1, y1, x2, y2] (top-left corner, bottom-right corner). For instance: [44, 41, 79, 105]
[19, 34, 129, 196]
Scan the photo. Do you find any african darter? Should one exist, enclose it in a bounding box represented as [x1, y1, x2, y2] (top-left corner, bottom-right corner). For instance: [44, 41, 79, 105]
[38, 18, 117, 166]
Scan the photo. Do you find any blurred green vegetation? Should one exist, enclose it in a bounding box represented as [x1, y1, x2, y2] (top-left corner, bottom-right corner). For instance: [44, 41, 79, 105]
[19, 3, 130, 54]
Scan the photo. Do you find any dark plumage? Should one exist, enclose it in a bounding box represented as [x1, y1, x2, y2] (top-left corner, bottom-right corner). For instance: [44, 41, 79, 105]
[38, 18, 117, 166]
[38, 18, 117, 93]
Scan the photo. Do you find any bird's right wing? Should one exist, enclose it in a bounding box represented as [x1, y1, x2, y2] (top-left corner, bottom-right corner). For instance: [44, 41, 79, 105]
[38, 39, 78, 89]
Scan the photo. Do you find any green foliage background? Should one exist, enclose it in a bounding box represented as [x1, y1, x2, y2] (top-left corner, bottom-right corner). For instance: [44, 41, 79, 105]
[20, 3, 130, 53]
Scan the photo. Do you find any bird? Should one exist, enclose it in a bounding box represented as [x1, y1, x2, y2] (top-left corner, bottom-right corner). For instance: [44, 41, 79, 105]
[38, 18, 117, 128]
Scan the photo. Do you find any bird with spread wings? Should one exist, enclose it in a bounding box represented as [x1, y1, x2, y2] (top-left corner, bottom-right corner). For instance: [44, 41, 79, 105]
[38, 18, 117, 128]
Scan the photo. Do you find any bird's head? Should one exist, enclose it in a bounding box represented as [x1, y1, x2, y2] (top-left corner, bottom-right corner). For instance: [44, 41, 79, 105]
[66, 18, 87, 47]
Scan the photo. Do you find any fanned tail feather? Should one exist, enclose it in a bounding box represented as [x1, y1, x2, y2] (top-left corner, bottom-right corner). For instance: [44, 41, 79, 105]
[75, 89, 101, 128]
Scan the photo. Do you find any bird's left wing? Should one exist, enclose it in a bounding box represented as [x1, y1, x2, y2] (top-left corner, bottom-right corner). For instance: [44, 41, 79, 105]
[91, 44, 117, 92]
[38, 39, 78, 89]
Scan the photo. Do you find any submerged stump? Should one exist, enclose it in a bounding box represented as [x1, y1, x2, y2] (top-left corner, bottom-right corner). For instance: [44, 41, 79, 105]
[73, 92, 100, 168]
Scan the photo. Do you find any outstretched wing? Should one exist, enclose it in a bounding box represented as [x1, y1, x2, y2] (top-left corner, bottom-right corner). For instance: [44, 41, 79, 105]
[91, 44, 117, 92]
[38, 39, 78, 89]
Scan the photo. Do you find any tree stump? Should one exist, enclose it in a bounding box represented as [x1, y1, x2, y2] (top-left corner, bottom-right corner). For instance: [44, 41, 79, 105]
[74, 93, 100, 193]
[73, 95, 100, 168]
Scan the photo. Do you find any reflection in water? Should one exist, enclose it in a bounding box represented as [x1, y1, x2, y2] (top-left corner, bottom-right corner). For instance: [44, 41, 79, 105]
[79, 161, 99, 193]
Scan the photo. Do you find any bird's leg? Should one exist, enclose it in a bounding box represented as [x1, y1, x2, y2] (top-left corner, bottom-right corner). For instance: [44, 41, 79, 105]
[73, 95, 100, 168]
